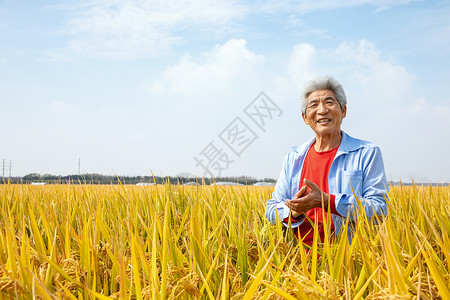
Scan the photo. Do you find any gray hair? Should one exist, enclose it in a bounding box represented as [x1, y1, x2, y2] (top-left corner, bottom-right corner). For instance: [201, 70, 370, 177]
[300, 76, 347, 114]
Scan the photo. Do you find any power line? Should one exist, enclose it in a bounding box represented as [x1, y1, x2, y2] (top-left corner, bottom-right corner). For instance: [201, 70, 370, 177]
[1, 159, 13, 181]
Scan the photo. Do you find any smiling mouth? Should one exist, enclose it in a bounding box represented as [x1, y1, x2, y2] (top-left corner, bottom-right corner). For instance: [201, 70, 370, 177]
[317, 118, 331, 124]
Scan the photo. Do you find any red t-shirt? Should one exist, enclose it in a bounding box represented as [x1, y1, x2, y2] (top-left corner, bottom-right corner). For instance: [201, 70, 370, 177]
[284, 143, 340, 246]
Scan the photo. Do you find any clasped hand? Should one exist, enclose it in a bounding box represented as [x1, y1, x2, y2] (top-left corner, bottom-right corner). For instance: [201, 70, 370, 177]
[285, 179, 330, 218]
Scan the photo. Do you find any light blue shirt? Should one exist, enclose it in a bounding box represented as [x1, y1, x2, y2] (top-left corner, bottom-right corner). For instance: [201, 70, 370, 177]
[266, 131, 389, 239]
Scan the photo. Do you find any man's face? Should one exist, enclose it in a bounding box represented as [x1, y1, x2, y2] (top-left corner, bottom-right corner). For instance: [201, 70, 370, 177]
[302, 89, 346, 137]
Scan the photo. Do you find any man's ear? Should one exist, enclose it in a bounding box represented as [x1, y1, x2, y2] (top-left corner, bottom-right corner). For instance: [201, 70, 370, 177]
[302, 112, 309, 125]
[342, 106, 347, 119]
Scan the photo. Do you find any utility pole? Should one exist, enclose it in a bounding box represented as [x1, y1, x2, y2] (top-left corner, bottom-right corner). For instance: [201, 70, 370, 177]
[78, 158, 81, 176]
[8, 160, 12, 179]
[2, 159, 4, 180]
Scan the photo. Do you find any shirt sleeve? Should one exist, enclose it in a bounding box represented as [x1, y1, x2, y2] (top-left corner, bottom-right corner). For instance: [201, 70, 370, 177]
[334, 146, 389, 220]
[283, 212, 304, 224]
[329, 194, 341, 216]
[266, 153, 305, 228]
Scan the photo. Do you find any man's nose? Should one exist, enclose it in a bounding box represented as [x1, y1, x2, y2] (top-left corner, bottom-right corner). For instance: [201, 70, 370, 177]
[317, 102, 327, 114]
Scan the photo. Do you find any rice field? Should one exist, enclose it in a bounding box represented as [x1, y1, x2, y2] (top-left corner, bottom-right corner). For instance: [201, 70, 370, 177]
[0, 182, 449, 299]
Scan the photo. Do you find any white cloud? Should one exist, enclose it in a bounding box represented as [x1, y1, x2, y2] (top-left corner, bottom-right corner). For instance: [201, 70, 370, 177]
[283, 14, 328, 37]
[335, 40, 381, 65]
[52, 0, 247, 60]
[47, 0, 428, 61]
[261, 0, 421, 14]
[144, 38, 265, 101]
[266, 43, 318, 103]
[334, 40, 414, 106]
[285, 43, 317, 90]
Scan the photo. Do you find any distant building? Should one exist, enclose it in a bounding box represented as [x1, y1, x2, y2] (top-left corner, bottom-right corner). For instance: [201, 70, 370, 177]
[253, 182, 276, 186]
[175, 172, 196, 178]
[212, 182, 244, 186]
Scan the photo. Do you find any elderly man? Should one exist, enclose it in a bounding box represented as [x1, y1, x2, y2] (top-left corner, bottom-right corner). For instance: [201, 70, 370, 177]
[266, 76, 389, 245]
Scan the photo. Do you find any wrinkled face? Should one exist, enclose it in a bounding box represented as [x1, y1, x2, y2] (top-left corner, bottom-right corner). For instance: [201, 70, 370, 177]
[302, 90, 347, 137]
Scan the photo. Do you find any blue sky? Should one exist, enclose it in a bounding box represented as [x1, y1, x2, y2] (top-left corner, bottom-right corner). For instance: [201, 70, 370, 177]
[1, 0, 449, 182]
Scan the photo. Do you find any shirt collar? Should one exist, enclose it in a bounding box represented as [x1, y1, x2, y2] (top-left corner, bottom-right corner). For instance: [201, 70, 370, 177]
[291, 131, 364, 155]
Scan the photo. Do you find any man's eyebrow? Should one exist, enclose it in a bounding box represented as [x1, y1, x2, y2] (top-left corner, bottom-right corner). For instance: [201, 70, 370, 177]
[308, 97, 336, 103]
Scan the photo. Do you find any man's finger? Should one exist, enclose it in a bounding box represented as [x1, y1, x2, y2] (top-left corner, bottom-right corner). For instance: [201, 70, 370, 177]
[304, 179, 319, 191]
[299, 185, 308, 195]
[288, 196, 307, 204]
[294, 185, 307, 199]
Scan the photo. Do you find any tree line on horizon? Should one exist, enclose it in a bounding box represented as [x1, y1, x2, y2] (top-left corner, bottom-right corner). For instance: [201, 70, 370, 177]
[3, 173, 277, 185]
